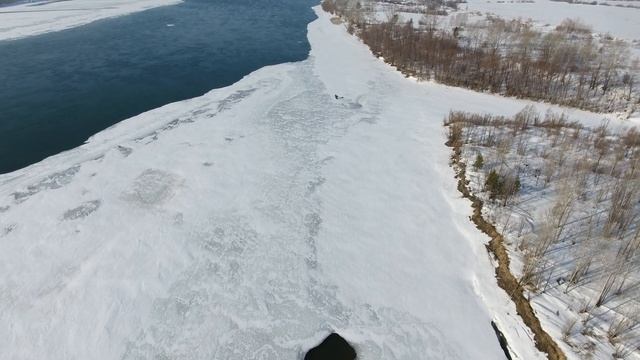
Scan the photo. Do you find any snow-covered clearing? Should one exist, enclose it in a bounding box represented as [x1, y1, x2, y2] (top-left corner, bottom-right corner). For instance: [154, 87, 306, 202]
[463, 0, 640, 41]
[0, 5, 629, 359]
[0, 0, 182, 41]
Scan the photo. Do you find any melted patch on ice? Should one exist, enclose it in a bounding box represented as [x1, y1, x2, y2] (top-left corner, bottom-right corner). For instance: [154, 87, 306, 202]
[62, 200, 102, 221]
[11, 165, 80, 203]
[117, 145, 133, 157]
[123, 169, 181, 206]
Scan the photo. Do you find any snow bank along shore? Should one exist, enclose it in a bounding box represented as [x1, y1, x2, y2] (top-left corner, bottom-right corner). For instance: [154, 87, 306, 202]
[0, 5, 623, 359]
[0, 0, 182, 41]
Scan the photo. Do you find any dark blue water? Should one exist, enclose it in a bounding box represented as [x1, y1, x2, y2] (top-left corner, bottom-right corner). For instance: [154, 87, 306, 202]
[0, 0, 316, 173]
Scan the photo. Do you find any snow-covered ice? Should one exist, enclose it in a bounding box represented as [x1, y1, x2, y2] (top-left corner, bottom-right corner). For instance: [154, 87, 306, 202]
[0, 0, 182, 41]
[0, 6, 621, 359]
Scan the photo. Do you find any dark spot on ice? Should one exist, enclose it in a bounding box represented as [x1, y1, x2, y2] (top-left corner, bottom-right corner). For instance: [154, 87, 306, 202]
[304, 213, 322, 237]
[0, 205, 10, 213]
[305, 333, 356, 360]
[173, 212, 184, 225]
[2, 224, 17, 236]
[346, 101, 362, 109]
[217, 88, 257, 112]
[305, 256, 318, 269]
[359, 117, 377, 124]
[62, 200, 101, 221]
[319, 156, 335, 166]
[124, 169, 180, 206]
[202, 162, 214, 167]
[225, 137, 234, 142]
[491, 321, 512, 360]
[12, 165, 80, 203]
[117, 145, 133, 157]
[307, 177, 325, 194]
[189, 108, 209, 117]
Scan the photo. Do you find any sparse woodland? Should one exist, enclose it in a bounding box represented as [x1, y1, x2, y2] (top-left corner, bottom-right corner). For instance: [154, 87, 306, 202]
[446, 108, 640, 358]
[322, 0, 640, 114]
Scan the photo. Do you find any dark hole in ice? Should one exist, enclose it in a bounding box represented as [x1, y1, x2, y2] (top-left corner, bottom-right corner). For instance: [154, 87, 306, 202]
[491, 321, 513, 360]
[304, 333, 356, 360]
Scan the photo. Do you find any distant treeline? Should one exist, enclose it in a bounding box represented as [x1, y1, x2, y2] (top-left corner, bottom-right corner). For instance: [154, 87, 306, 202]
[323, 0, 639, 113]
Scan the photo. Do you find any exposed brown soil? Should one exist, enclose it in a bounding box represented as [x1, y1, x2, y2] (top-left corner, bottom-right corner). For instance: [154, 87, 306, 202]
[446, 139, 566, 360]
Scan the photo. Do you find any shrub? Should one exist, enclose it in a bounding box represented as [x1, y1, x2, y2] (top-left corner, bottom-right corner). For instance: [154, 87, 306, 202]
[473, 153, 484, 170]
[485, 169, 503, 199]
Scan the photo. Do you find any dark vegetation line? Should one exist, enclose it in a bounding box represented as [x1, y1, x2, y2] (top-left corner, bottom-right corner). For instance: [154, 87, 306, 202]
[322, 0, 638, 113]
[445, 112, 567, 360]
[491, 320, 514, 360]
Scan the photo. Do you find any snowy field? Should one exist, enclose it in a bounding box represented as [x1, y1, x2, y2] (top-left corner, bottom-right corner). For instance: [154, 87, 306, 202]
[0, 0, 181, 41]
[463, 0, 640, 41]
[0, 6, 629, 359]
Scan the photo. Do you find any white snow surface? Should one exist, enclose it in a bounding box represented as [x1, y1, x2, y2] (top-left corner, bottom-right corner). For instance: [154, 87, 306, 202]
[463, 0, 640, 41]
[0, 6, 621, 360]
[0, 0, 182, 41]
